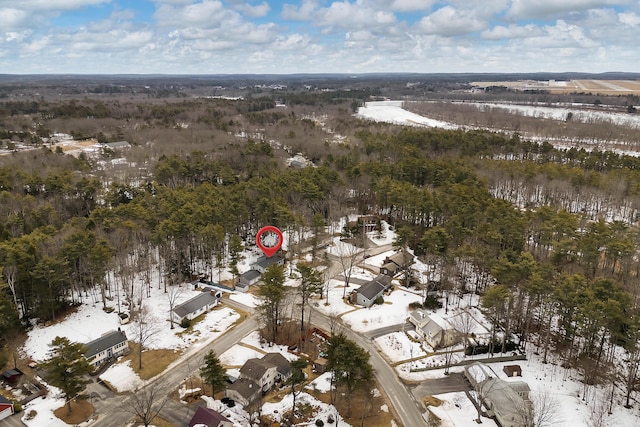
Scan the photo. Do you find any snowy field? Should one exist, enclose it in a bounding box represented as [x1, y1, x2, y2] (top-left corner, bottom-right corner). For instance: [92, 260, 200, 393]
[356, 101, 458, 129]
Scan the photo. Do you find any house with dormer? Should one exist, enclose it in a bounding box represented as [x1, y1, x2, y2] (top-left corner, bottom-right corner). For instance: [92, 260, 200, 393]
[408, 309, 459, 349]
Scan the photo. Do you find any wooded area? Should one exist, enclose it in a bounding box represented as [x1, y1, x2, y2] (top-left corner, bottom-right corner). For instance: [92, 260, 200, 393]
[1, 78, 640, 402]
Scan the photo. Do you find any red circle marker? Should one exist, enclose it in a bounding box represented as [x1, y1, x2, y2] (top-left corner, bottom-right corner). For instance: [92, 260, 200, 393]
[256, 225, 283, 258]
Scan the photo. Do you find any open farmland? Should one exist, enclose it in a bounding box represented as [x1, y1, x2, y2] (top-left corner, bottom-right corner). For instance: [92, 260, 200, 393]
[471, 79, 640, 94]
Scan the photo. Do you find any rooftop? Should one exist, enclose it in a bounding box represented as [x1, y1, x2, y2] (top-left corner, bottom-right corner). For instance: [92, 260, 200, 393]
[84, 329, 127, 359]
[173, 291, 218, 318]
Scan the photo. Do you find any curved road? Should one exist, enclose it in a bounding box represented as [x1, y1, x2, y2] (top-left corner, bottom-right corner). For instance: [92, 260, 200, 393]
[89, 241, 427, 426]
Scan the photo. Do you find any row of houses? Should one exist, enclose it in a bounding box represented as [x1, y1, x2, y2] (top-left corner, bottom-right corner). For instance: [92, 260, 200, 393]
[225, 352, 291, 407]
[349, 249, 415, 308]
[237, 253, 285, 292]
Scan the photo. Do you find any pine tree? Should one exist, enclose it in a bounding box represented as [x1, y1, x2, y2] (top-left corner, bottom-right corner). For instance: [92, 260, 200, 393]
[200, 350, 227, 397]
[41, 336, 92, 414]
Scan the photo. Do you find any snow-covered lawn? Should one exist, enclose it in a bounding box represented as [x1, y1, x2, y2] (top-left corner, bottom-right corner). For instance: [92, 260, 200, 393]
[21, 385, 68, 427]
[306, 372, 332, 393]
[219, 345, 264, 367]
[399, 350, 640, 427]
[99, 359, 139, 392]
[374, 332, 426, 363]
[342, 287, 422, 332]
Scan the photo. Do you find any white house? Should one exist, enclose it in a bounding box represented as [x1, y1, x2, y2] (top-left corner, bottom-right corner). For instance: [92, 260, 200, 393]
[351, 275, 393, 307]
[408, 309, 459, 349]
[84, 329, 129, 368]
[172, 290, 220, 324]
[237, 269, 261, 292]
[250, 253, 285, 273]
[239, 358, 279, 392]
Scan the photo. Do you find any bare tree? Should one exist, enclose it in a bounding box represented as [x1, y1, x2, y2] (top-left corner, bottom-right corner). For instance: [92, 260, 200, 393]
[166, 284, 184, 330]
[120, 381, 169, 427]
[334, 239, 361, 299]
[516, 391, 562, 427]
[450, 309, 475, 353]
[132, 303, 161, 370]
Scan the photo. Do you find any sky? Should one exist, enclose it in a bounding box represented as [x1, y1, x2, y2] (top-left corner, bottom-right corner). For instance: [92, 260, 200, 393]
[0, 0, 639, 75]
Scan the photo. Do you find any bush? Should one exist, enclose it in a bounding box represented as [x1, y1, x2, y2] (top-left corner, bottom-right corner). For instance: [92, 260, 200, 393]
[408, 301, 423, 310]
[374, 296, 384, 305]
[221, 397, 235, 407]
[423, 295, 443, 310]
[465, 340, 518, 356]
[180, 317, 191, 328]
[316, 420, 325, 427]
[13, 402, 22, 413]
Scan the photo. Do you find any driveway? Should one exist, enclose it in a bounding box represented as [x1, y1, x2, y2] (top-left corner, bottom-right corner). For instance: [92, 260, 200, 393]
[0, 414, 27, 427]
[408, 373, 471, 401]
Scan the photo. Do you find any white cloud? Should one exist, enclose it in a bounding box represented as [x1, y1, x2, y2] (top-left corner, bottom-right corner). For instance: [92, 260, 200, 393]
[0, 0, 111, 11]
[481, 24, 543, 40]
[281, 0, 318, 20]
[235, 1, 270, 18]
[317, 0, 397, 29]
[619, 11, 640, 26]
[154, 1, 228, 27]
[507, 0, 624, 20]
[389, 0, 434, 12]
[416, 6, 486, 36]
[0, 8, 30, 29]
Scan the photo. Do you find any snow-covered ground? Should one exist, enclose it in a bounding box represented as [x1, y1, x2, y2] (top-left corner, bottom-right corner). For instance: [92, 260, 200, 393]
[356, 100, 458, 129]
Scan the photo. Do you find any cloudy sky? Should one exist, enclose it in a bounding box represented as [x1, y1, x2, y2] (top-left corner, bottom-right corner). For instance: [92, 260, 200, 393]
[1, 0, 639, 74]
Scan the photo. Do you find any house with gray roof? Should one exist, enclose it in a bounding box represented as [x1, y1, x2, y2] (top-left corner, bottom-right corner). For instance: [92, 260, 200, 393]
[239, 358, 278, 392]
[464, 362, 532, 427]
[408, 309, 459, 349]
[84, 329, 129, 368]
[172, 290, 219, 324]
[250, 253, 285, 273]
[237, 269, 261, 292]
[351, 275, 393, 307]
[380, 249, 415, 277]
[101, 140, 131, 150]
[224, 377, 262, 407]
[262, 352, 291, 382]
[0, 395, 14, 421]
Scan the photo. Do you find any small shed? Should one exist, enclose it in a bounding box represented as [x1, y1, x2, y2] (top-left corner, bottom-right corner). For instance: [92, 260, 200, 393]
[313, 358, 328, 374]
[1, 369, 22, 386]
[503, 364, 522, 377]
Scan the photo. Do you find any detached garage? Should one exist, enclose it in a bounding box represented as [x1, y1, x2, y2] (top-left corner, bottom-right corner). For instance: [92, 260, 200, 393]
[0, 395, 14, 421]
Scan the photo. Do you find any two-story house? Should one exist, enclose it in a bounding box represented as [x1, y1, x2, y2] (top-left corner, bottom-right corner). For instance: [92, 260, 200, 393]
[84, 329, 129, 368]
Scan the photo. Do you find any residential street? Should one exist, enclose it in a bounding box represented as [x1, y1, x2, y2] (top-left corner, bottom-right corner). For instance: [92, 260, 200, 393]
[87, 241, 429, 427]
[90, 313, 259, 427]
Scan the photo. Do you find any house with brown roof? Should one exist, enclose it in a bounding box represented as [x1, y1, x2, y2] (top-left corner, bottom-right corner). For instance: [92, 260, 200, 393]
[261, 352, 291, 382]
[188, 406, 233, 427]
[239, 358, 278, 392]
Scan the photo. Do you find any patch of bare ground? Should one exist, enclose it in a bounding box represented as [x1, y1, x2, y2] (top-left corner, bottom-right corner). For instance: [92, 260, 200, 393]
[53, 399, 94, 424]
[121, 342, 181, 380]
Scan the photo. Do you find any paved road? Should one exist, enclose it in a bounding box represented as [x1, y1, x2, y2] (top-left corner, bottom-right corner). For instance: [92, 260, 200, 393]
[363, 321, 413, 339]
[90, 313, 259, 427]
[310, 306, 428, 427]
[409, 372, 470, 400]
